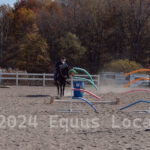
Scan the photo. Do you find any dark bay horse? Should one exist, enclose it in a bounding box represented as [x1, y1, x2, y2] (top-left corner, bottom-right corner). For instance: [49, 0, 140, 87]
[55, 64, 69, 97]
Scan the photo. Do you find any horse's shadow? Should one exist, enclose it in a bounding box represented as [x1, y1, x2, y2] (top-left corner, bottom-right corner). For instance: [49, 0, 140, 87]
[26, 95, 50, 98]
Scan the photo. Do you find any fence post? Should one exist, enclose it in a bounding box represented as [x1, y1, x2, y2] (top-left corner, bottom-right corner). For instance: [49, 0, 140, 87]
[43, 73, 45, 86]
[98, 74, 100, 89]
[0, 69, 2, 85]
[16, 72, 18, 86]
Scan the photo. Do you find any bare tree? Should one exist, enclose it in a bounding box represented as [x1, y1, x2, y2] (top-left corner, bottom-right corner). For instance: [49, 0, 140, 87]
[0, 5, 11, 65]
[128, 0, 150, 61]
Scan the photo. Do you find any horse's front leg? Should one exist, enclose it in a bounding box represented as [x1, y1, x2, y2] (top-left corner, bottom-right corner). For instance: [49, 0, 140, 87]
[60, 85, 63, 97]
[63, 83, 66, 96]
[56, 83, 59, 96]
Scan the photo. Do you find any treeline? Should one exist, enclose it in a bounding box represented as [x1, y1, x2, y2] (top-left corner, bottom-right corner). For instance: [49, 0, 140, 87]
[0, 0, 149, 73]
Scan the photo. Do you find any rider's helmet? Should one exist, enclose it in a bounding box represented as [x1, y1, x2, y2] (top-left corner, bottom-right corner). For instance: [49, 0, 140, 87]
[61, 57, 66, 64]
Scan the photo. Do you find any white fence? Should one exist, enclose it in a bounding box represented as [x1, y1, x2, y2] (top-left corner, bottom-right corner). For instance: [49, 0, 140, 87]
[0, 72, 100, 87]
[0, 72, 149, 87]
[129, 74, 149, 87]
[102, 72, 150, 87]
[102, 72, 128, 84]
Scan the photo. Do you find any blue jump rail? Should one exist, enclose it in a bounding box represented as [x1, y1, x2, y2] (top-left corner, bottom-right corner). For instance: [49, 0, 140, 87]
[120, 100, 150, 111]
[72, 97, 99, 113]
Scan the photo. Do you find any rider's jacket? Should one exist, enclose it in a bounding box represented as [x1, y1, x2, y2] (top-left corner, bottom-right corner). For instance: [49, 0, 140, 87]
[55, 60, 63, 72]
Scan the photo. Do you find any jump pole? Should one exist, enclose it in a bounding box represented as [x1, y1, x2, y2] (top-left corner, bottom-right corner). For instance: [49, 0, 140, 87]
[55, 100, 119, 105]
[72, 97, 98, 113]
[121, 89, 150, 96]
[120, 100, 150, 112]
[72, 88, 101, 100]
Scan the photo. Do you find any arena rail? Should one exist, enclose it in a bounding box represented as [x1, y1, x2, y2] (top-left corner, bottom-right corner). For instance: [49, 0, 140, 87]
[101, 72, 149, 87]
[0, 72, 100, 87]
[1, 72, 149, 87]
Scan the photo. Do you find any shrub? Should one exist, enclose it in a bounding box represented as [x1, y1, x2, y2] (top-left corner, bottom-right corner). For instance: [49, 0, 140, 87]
[104, 59, 144, 73]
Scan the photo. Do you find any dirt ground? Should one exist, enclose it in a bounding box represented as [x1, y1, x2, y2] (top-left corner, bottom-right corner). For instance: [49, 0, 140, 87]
[0, 86, 150, 150]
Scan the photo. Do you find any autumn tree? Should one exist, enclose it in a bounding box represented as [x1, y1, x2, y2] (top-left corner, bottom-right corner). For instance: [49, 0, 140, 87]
[16, 24, 52, 72]
[56, 32, 86, 66]
[13, 7, 36, 39]
[37, 2, 66, 62]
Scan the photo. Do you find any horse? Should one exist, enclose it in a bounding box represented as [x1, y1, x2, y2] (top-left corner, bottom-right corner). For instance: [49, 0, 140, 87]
[55, 63, 69, 97]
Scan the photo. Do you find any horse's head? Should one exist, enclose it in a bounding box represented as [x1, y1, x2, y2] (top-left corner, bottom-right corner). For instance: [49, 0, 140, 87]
[59, 63, 69, 79]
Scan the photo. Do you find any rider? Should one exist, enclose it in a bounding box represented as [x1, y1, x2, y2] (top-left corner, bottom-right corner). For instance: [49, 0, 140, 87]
[54, 57, 69, 81]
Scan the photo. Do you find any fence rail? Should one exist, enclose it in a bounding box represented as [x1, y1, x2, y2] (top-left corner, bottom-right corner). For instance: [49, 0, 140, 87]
[101, 72, 150, 87]
[0, 72, 149, 87]
[0, 72, 100, 87]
